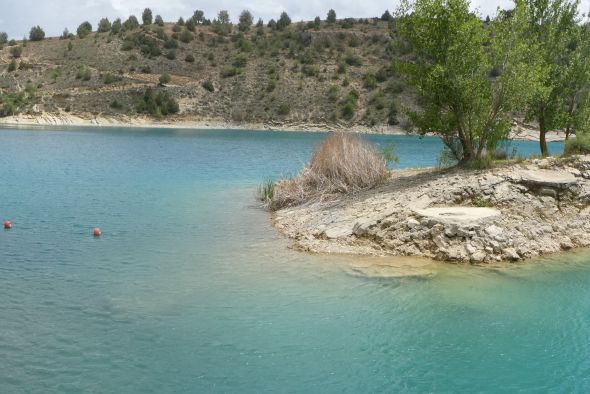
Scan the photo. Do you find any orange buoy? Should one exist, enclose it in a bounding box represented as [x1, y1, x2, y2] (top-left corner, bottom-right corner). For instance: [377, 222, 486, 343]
[4, 220, 12, 230]
[93, 227, 102, 237]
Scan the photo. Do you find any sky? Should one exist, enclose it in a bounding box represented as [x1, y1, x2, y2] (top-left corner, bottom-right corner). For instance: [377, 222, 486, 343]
[0, 0, 587, 39]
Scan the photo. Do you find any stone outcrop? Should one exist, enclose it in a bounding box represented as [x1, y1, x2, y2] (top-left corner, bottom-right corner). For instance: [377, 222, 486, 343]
[273, 155, 590, 263]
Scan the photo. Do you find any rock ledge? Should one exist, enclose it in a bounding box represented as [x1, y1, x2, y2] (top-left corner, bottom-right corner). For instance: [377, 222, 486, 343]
[273, 155, 590, 263]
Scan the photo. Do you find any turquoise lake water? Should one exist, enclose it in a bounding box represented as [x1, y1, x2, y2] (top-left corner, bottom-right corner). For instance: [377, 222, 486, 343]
[2, 127, 588, 393]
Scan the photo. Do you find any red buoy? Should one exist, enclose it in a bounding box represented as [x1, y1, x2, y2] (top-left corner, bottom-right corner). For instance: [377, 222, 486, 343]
[3, 220, 12, 230]
[93, 227, 102, 237]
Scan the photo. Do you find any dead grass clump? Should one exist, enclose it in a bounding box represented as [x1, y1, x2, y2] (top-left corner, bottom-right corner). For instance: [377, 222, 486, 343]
[269, 133, 389, 210]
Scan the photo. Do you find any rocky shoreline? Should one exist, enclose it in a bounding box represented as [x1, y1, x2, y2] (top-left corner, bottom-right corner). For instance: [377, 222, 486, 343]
[0, 112, 567, 141]
[273, 156, 590, 263]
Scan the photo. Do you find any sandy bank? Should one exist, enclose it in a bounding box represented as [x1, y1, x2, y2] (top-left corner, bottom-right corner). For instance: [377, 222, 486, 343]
[0, 112, 566, 141]
[273, 156, 590, 263]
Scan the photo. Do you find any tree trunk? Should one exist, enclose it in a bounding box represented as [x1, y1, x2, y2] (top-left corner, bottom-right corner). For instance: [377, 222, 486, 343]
[539, 117, 548, 157]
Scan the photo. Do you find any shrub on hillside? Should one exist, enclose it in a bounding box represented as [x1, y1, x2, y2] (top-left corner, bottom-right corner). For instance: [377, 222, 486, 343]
[10, 46, 22, 58]
[98, 18, 111, 33]
[202, 80, 215, 92]
[221, 66, 241, 78]
[136, 88, 179, 117]
[564, 134, 590, 156]
[29, 26, 45, 41]
[159, 73, 171, 85]
[77, 21, 92, 38]
[76, 65, 92, 81]
[185, 54, 195, 63]
[266, 133, 389, 210]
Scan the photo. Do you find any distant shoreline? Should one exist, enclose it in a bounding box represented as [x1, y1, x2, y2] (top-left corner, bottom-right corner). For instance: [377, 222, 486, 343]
[0, 112, 567, 142]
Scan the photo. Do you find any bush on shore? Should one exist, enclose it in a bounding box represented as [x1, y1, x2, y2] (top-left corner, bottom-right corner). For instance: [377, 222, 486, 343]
[263, 133, 389, 210]
[564, 134, 590, 156]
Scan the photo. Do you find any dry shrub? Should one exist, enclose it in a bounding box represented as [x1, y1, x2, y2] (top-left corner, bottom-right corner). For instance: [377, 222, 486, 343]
[270, 133, 389, 210]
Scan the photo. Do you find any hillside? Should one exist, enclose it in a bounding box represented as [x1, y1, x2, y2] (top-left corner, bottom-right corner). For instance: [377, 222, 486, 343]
[0, 16, 416, 131]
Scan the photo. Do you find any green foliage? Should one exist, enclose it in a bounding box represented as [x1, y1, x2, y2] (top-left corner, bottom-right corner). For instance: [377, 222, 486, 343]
[98, 18, 111, 33]
[179, 29, 194, 43]
[387, 102, 399, 125]
[185, 54, 195, 63]
[110, 99, 123, 109]
[277, 103, 290, 115]
[213, 10, 232, 36]
[397, 0, 541, 164]
[363, 72, 377, 89]
[564, 133, 590, 156]
[256, 179, 275, 203]
[239, 10, 253, 32]
[192, 10, 205, 24]
[77, 21, 92, 38]
[142, 8, 153, 25]
[159, 73, 171, 85]
[277, 12, 292, 30]
[221, 66, 241, 78]
[155, 15, 164, 26]
[29, 26, 45, 41]
[382, 10, 394, 21]
[521, 0, 587, 156]
[76, 65, 92, 81]
[111, 18, 122, 34]
[344, 52, 362, 66]
[472, 196, 493, 207]
[136, 88, 179, 117]
[340, 89, 359, 119]
[327, 9, 337, 24]
[327, 85, 339, 102]
[0, 32, 7, 46]
[232, 53, 248, 68]
[10, 46, 22, 58]
[123, 16, 140, 31]
[102, 73, 121, 84]
[0, 87, 36, 117]
[202, 80, 215, 92]
[301, 64, 320, 77]
[165, 50, 176, 60]
[67, 41, 73, 51]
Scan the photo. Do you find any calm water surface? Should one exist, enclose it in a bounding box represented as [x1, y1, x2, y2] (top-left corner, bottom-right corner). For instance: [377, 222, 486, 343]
[1, 127, 586, 393]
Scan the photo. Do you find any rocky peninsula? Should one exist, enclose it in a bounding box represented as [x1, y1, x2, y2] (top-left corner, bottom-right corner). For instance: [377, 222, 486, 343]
[273, 155, 590, 263]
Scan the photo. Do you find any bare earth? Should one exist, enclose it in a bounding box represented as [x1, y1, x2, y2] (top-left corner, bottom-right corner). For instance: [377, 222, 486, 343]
[273, 156, 590, 263]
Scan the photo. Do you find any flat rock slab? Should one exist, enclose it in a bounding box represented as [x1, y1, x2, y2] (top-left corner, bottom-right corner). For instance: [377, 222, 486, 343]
[518, 169, 577, 188]
[413, 207, 501, 226]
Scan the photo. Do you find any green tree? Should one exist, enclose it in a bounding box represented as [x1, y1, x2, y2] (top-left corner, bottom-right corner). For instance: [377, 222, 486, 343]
[142, 8, 153, 25]
[239, 10, 253, 32]
[381, 10, 394, 21]
[123, 15, 140, 31]
[0, 32, 7, 46]
[313, 16, 321, 29]
[327, 9, 337, 24]
[29, 26, 45, 41]
[277, 12, 291, 30]
[522, 0, 584, 155]
[111, 18, 122, 34]
[396, 0, 542, 163]
[97, 18, 111, 33]
[77, 21, 92, 38]
[155, 15, 164, 26]
[192, 10, 205, 24]
[159, 73, 171, 85]
[213, 10, 232, 35]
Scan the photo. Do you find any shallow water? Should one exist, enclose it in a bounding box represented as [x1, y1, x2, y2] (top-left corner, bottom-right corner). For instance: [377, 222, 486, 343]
[2, 127, 587, 393]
